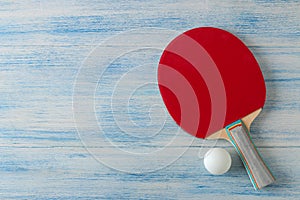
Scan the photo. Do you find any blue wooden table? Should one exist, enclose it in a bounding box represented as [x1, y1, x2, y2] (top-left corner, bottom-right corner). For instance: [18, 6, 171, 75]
[0, 1, 299, 199]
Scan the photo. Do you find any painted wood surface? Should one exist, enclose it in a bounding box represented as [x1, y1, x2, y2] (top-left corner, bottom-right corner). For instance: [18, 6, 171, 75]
[0, 0, 299, 199]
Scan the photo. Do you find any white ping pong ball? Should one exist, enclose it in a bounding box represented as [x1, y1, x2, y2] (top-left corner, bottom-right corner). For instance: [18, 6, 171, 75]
[204, 148, 232, 175]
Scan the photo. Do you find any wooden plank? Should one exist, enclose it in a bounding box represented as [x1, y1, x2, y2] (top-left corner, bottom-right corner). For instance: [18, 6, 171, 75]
[0, 0, 299, 199]
[0, 147, 298, 199]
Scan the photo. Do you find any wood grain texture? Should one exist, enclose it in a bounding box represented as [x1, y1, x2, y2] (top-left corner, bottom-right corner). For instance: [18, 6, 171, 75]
[0, 0, 299, 199]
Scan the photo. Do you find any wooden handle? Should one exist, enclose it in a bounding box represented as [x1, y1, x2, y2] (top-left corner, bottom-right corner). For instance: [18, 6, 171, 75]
[226, 120, 275, 190]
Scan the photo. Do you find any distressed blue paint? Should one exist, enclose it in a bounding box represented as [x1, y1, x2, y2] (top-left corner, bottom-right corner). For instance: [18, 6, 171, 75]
[0, 0, 299, 199]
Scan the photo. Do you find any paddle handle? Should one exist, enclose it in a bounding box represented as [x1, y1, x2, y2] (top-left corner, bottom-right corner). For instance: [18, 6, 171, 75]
[226, 121, 275, 190]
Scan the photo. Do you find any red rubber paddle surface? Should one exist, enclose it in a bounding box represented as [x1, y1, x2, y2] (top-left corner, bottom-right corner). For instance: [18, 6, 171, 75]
[158, 27, 266, 139]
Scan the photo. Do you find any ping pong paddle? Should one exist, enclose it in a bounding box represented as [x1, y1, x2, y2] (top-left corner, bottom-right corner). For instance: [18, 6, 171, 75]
[157, 27, 275, 190]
